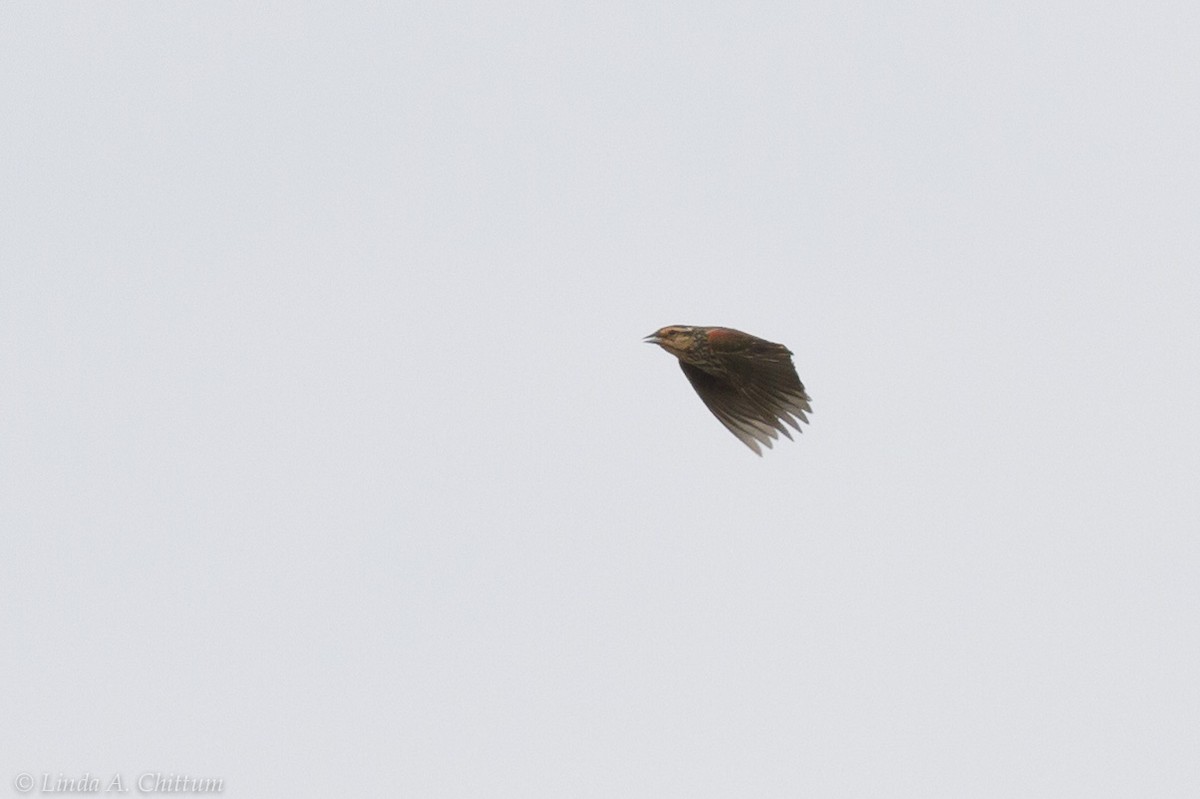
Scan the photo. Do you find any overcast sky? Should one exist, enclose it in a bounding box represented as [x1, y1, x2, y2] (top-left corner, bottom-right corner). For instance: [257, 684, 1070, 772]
[3, 3, 1199, 797]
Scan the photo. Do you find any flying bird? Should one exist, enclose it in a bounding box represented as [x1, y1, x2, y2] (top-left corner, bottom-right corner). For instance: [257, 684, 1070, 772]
[645, 325, 812, 455]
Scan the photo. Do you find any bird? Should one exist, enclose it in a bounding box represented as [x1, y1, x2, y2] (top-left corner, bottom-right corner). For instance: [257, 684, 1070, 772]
[644, 325, 812, 455]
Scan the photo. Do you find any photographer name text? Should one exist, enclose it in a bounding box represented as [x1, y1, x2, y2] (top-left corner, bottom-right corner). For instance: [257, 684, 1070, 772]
[13, 772, 223, 794]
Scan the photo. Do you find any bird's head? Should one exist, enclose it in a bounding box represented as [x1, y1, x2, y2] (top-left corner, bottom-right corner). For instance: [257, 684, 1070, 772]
[643, 325, 702, 359]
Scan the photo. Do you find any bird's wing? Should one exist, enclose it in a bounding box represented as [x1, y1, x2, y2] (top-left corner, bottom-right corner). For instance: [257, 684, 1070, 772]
[678, 361, 793, 455]
[726, 347, 813, 434]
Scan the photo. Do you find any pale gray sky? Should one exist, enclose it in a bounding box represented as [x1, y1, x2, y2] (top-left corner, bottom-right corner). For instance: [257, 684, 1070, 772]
[3, 3, 1199, 797]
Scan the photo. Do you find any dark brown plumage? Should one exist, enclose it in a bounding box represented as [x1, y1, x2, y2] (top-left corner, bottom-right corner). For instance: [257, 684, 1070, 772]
[644, 325, 812, 455]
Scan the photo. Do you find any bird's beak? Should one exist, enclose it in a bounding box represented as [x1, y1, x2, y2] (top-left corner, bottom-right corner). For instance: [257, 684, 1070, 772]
[643, 333, 662, 345]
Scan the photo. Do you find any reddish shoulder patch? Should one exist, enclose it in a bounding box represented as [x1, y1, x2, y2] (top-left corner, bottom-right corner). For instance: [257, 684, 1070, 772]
[705, 327, 751, 351]
[706, 327, 736, 343]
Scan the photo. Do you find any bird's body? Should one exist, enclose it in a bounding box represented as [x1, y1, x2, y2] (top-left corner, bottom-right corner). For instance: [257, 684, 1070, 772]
[645, 325, 812, 455]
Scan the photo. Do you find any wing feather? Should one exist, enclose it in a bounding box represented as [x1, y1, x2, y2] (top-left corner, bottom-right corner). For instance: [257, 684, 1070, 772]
[679, 361, 802, 455]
